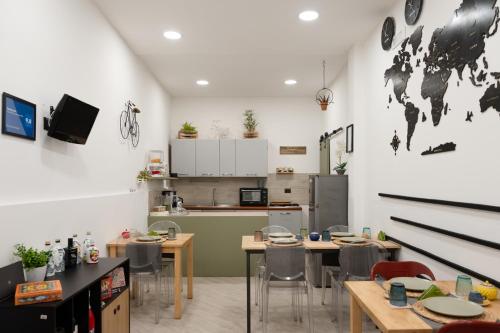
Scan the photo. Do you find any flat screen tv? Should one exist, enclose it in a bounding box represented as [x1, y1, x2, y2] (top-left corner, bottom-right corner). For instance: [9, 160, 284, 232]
[46, 94, 99, 144]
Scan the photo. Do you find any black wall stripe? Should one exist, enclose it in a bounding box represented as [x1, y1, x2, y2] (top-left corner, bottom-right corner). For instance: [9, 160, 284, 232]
[387, 235, 500, 288]
[390, 216, 500, 251]
[379, 193, 500, 213]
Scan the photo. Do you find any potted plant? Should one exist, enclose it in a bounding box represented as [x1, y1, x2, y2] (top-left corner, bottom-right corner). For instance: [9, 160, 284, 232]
[243, 110, 258, 138]
[136, 169, 151, 183]
[178, 122, 198, 139]
[318, 95, 330, 111]
[334, 160, 347, 175]
[334, 143, 347, 175]
[14, 244, 50, 282]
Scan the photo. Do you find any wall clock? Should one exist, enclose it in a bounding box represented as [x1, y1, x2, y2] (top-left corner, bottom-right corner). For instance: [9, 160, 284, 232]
[405, 0, 423, 25]
[381, 17, 395, 51]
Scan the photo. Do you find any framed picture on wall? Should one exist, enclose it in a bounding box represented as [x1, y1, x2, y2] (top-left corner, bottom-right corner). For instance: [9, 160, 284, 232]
[2, 92, 36, 140]
[346, 124, 354, 153]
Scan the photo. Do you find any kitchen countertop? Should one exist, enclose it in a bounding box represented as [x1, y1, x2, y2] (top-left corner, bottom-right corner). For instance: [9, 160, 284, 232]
[183, 205, 303, 211]
[150, 211, 268, 217]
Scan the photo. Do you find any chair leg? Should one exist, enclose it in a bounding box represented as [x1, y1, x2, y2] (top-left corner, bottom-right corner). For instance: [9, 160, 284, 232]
[262, 282, 269, 333]
[255, 271, 259, 306]
[306, 281, 314, 333]
[337, 281, 343, 333]
[321, 265, 326, 305]
[330, 275, 337, 322]
[155, 273, 160, 324]
[298, 282, 303, 323]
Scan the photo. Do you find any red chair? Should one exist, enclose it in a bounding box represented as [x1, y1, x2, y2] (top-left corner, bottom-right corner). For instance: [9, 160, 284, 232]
[438, 321, 500, 333]
[370, 261, 436, 281]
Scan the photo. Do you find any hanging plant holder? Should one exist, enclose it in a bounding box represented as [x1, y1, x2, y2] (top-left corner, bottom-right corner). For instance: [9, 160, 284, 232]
[315, 60, 334, 111]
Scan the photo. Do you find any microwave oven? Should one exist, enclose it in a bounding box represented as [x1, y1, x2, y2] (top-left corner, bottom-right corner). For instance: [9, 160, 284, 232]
[239, 188, 268, 206]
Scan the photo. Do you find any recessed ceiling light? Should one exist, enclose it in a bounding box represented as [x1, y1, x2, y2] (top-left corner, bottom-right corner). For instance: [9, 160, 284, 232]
[299, 10, 319, 22]
[284, 79, 297, 86]
[196, 80, 209, 86]
[163, 31, 182, 40]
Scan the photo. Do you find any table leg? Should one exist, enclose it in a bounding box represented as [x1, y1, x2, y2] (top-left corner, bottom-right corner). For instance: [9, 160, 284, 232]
[187, 240, 193, 299]
[246, 251, 251, 333]
[174, 247, 183, 319]
[350, 294, 362, 333]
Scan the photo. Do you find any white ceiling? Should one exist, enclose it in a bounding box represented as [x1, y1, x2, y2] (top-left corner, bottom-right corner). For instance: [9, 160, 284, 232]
[93, 0, 397, 97]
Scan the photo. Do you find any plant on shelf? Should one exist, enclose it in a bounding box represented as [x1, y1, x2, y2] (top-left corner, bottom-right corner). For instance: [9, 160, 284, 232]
[178, 122, 198, 139]
[243, 110, 258, 138]
[14, 244, 50, 282]
[137, 169, 151, 183]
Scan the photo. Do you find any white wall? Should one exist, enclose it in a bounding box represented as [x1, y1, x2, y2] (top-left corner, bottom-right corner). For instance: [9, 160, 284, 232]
[171, 97, 325, 173]
[0, 0, 171, 265]
[329, 0, 500, 282]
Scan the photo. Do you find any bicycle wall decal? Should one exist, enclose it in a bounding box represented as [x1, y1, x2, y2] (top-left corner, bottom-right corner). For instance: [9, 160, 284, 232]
[120, 100, 141, 147]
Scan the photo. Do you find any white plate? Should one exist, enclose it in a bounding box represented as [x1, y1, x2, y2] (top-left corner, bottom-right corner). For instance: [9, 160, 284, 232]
[422, 297, 484, 318]
[271, 238, 298, 244]
[136, 236, 163, 242]
[331, 232, 355, 237]
[339, 236, 366, 243]
[389, 277, 432, 291]
[269, 232, 294, 238]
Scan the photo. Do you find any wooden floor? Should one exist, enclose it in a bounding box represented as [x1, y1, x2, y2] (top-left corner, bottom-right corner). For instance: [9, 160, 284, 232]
[131, 277, 380, 333]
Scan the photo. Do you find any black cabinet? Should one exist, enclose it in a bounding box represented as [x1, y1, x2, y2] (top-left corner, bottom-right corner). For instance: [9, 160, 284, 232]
[0, 258, 129, 333]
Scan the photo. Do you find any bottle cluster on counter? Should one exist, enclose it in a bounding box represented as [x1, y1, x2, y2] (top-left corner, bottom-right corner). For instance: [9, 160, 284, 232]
[45, 231, 100, 278]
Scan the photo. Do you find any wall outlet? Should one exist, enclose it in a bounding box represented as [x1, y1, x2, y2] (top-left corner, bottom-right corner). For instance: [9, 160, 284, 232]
[284, 188, 291, 194]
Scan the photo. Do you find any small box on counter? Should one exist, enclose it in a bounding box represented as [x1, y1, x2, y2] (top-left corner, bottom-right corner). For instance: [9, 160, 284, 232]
[15, 280, 63, 306]
[111, 267, 126, 293]
[101, 276, 113, 301]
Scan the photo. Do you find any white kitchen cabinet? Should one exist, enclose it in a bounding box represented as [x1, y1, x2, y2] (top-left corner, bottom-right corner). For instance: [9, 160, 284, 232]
[195, 140, 220, 176]
[235, 139, 268, 177]
[219, 140, 236, 177]
[171, 139, 196, 177]
[268, 210, 302, 235]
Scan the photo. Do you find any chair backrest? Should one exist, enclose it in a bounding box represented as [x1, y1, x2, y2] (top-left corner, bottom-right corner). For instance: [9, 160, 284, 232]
[149, 220, 182, 233]
[438, 321, 500, 333]
[261, 225, 291, 239]
[327, 225, 348, 233]
[370, 261, 436, 281]
[338, 244, 382, 281]
[125, 243, 162, 274]
[264, 246, 306, 281]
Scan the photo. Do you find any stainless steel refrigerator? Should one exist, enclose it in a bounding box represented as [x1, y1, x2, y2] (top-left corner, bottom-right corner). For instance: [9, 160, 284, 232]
[308, 175, 348, 286]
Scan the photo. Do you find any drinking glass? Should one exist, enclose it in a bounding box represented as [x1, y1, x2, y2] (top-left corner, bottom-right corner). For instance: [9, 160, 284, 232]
[362, 227, 372, 239]
[389, 282, 407, 307]
[455, 275, 473, 298]
[321, 230, 331, 242]
[168, 227, 177, 240]
[300, 227, 308, 240]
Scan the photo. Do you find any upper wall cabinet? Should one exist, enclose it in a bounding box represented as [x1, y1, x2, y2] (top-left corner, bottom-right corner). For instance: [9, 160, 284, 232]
[235, 139, 268, 177]
[171, 139, 196, 177]
[219, 140, 236, 177]
[196, 139, 220, 177]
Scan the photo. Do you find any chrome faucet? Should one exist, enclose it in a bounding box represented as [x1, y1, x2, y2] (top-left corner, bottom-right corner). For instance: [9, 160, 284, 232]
[212, 187, 217, 206]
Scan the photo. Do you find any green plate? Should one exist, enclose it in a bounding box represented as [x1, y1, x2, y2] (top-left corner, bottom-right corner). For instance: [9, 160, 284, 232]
[339, 236, 366, 243]
[331, 232, 355, 237]
[422, 297, 484, 318]
[390, 277, 432, 291]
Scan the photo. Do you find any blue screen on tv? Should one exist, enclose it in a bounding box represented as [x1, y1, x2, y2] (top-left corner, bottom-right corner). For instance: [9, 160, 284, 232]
[2, 94, 36, 140]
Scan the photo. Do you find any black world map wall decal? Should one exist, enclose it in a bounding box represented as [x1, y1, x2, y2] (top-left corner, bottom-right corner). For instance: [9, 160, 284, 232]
[384, 0, 500, 156]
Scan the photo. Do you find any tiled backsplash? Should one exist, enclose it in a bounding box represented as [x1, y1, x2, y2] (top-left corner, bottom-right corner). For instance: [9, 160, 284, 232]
[153, 174, 311, 207]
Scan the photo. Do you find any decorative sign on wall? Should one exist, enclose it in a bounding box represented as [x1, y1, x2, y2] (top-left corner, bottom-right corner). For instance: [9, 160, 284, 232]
[390, 130, 401, 156]
[346, 124, 354, 153]
[1, 92, 36, 141]
[280, 146, 307, 155]
[421, 142, 456, 156]
[384, 0, 500, 155]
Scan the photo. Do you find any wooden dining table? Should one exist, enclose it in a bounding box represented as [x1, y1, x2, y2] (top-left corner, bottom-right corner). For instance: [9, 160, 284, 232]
[241, 235, 401, 333]
[107, 233, 194, 319]
[345, 280, 500, 333]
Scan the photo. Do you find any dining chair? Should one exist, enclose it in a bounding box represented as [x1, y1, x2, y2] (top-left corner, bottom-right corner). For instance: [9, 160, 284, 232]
[370, 261, 436, 281]
[328, 244, 385, 333]
[321, 225, 348, 305]
[438, 321, 500, 332]
[148, 220, 182, 305]
[125, 243, 162, 324]
[261, 245, 314, 333]
[255, 225, 291, 310]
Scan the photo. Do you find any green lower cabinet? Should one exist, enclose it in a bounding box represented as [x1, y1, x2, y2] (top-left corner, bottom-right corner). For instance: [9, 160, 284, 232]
[148, 215, 268, 277]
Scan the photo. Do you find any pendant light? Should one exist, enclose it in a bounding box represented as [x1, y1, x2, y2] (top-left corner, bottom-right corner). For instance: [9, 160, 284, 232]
[315, 60, 333, 111]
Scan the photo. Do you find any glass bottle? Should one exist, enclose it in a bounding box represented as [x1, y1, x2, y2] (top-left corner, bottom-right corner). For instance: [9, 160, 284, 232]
[82, 231, 94, 263]
[45, 241, 55, 277]
[72, 234, 82, 264]
[52, 239, 65, 273]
